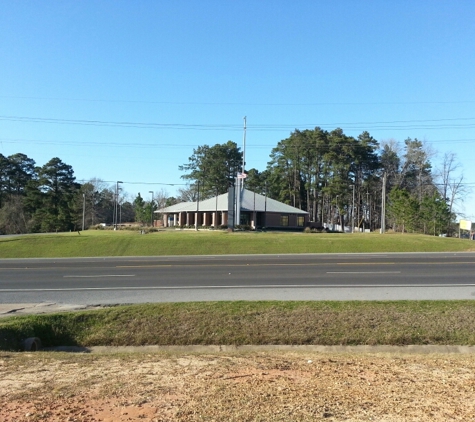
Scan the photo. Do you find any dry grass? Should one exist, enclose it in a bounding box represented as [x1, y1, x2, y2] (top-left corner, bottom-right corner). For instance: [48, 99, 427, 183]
[1, 350, 475, 421]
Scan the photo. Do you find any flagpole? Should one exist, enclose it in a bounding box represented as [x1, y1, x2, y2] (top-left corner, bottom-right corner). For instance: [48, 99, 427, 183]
[236, 173, 240, 226]
[236, 116, 246, 226]
[242, 116, 246, 189]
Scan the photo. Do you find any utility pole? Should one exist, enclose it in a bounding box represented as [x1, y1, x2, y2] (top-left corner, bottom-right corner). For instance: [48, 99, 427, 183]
[381, 173, 386, 234]
[149, 191, 154, 227]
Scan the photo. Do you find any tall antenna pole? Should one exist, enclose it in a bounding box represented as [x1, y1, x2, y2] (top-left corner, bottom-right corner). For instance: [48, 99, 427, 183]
[242, 116, 246, 189]
[236, 116, 246, 226]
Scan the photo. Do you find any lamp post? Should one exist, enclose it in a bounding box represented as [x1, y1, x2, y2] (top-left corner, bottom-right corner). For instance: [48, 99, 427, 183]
[82, 193, 86, 231]
[195, 181, 200, 231]
[115, 181, 123, 230]
[264, 182, 267, 229]
[351, 184, 355, 233]
[366, 191, 370, 232]
[149, 191, 154, 227]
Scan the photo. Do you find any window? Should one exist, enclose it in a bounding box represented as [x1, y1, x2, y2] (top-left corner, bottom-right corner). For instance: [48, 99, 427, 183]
[280, 215, 289, 226]
[240, 213, 250, 226]
[297, 216, 305, 227]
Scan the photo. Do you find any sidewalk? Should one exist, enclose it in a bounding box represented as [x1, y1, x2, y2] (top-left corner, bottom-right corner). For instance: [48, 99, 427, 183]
[0, 303, 100, 317]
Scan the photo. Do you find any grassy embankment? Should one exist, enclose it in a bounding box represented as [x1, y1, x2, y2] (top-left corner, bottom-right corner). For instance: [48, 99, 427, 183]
[2, 301, 475, 350]
[1, 229, 474, 258]
[1, 230, 474, 350]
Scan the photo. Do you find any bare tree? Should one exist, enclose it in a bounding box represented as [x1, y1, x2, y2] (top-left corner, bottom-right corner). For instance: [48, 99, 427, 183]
[0, 195, 30, 234]
[436, 152, 470, 218]
[177, 184, 199, 202]
[151, 188, 169, 224]
[81, 178, 114, 226]
[153, 188, 169, 210]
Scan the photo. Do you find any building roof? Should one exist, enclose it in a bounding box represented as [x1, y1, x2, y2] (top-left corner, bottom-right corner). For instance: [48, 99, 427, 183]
[157, 189, 308, 215]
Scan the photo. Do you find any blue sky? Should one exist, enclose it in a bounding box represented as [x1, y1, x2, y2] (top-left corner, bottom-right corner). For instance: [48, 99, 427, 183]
[1, 1, 475, 219]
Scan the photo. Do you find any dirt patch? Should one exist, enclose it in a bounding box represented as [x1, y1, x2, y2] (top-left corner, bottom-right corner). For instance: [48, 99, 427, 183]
[1, 351, 474, 421]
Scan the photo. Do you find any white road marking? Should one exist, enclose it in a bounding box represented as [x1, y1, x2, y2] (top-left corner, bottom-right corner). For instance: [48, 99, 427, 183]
[327, 271, 401, 274]
[63, 275, 136, 278]
[1, 283, 475, 292]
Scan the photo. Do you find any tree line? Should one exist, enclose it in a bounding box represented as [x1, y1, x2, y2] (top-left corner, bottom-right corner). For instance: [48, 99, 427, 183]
[0, 126, 466, 235]
[179, 128, 466, 234]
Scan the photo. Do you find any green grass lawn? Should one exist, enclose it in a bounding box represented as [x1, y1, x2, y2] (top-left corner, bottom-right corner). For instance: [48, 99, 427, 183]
[1, 229, 474, 258]
[2, 301, 475, 350]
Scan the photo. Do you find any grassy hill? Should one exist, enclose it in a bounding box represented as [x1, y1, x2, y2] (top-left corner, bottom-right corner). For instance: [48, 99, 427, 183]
[1, 229, 474, 258]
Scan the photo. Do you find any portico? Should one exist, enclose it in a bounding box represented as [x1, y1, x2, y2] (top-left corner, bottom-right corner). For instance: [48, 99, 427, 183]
[157, 189, 308, 230]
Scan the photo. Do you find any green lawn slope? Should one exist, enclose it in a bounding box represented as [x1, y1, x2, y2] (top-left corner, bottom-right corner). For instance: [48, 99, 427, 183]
[1, 230, 474, 258]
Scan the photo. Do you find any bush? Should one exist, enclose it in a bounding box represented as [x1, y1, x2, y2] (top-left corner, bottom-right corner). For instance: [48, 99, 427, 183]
[236, 225, 252, 231]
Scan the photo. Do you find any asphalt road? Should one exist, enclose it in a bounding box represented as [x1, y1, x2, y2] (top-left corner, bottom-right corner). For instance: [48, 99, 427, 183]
[1, 252, 475, 304]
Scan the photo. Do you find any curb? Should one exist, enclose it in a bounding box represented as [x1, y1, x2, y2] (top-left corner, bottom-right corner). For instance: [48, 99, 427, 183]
[42, 344, 475, 354]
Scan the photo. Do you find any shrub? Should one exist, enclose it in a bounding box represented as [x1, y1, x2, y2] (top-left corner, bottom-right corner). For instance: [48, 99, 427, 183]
[236, 224, 252, 231]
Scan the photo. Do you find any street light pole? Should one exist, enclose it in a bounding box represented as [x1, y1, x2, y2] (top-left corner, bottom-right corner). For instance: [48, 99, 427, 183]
[115, 181, 123, 230]
[195, 181, 200, 231]
[352, 184, 355, 233]
[113, 192, 116, 229]
[264, 182, 267, 229]
[82, 193, 86, 231]
[149, 191, 154, 227]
